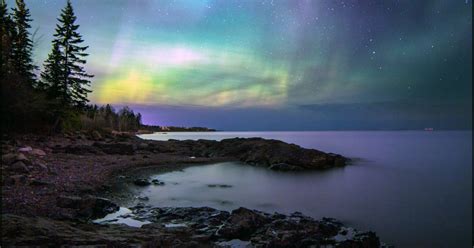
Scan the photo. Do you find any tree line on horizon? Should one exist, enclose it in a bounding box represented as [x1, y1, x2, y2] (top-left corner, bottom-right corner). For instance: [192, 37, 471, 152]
[1, 0, 142, 134]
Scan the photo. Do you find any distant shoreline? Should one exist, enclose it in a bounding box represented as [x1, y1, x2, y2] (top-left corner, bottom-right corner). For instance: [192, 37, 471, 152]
[138, 129, 472, 133]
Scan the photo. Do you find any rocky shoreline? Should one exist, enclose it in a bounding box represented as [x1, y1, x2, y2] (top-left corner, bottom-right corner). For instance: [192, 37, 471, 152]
[1, 131, 386, 247]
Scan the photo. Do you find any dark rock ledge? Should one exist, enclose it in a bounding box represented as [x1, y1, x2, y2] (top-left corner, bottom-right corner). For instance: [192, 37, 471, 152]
[2, 206, 388, 247]
[56, 137, 348, 171]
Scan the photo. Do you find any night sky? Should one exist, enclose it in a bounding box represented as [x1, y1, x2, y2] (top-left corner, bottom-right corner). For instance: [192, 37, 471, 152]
[8, 0, 473, 130]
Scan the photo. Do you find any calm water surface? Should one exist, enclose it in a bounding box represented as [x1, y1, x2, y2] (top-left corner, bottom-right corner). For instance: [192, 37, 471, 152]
[135, 131, 472, 247]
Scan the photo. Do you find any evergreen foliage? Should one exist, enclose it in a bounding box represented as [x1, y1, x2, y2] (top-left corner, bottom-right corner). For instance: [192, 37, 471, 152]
[1, 0, 15, 76]
[11, 0, 36, 86]
[44, 0, 93, 108]
[82, 105, 142, 132]
[1, 0, 144, 134]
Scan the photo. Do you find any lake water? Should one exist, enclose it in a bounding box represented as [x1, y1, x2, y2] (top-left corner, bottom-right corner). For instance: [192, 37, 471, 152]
[135, 131, 472, 247]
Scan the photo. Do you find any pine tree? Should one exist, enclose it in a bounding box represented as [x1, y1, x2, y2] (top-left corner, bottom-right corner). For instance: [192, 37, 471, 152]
[51, 0, 93, 108]
[1, 0, 15, 77]
[136, 113, 142, 127]
[41, 42, 63, 99]
[11, 0, 36, 85]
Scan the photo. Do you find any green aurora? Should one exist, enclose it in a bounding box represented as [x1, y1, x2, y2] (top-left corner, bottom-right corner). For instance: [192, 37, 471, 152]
[8, 0, 473, 129]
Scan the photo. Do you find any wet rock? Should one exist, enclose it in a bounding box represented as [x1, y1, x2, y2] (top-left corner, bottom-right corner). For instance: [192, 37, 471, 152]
[218, 207, 269, 239]
[1, 205, 384, 247]
[137, 196, 149, 201]
[151, 179, 165, 185]
[131, 202, 146, 209]
[134, 178, 151, 186]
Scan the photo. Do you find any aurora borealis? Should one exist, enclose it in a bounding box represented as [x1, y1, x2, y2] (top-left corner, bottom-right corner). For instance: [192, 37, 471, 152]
[9, 0, 473, 130]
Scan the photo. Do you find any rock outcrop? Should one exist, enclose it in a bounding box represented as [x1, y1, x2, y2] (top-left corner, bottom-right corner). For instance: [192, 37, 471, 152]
[168, 138, 347, 171]
[1, 207, 384, 247]
[53, 137, 347, 171]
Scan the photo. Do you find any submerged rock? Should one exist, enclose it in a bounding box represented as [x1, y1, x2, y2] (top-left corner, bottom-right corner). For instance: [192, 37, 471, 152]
[207, 184, 233, 188]
[133, 178, 151, 186]
[151, 179, 165, 185]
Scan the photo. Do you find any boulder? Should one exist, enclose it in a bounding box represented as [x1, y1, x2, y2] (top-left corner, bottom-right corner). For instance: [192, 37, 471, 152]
[30, 149, 46, 156]
[218, 207, 269, 239]
[18, 146, 33, 152]
[2, 153, 31, 165]
[11, 161, 29, 173]
[134, 179, 151, 186]
[56, 195, 119, 219]
[2, 153, 17, 165]
[151, 179, 165, 185]
[15, 153, 31, 164]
